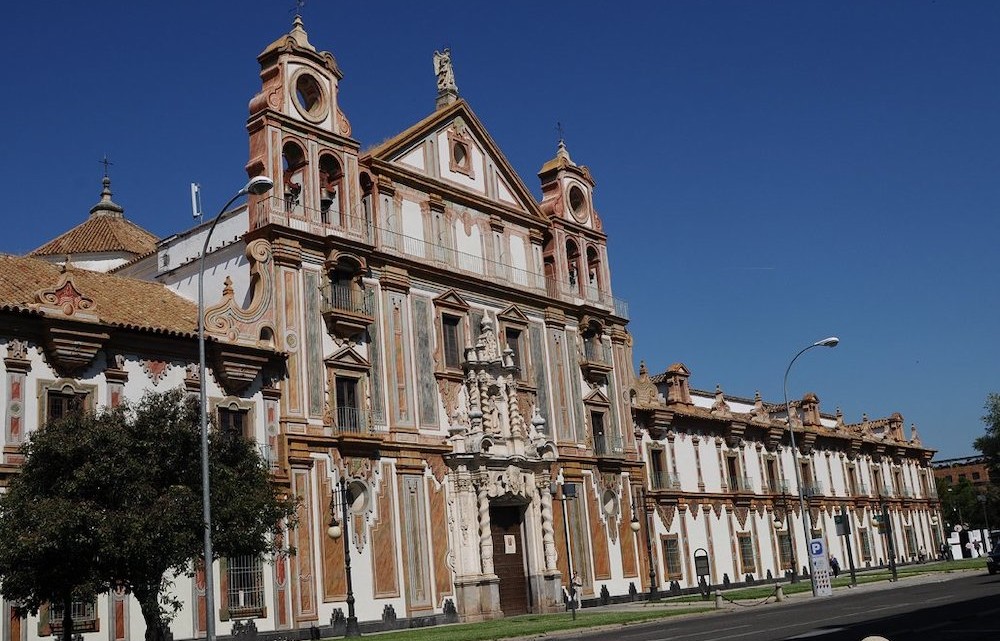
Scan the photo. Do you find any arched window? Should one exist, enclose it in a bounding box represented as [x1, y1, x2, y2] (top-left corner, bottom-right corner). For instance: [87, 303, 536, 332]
[586, 245, 602, 295]
[319, 153, 344, 223]
[282, 141, 306, 213]
[565, 239, 580, 289]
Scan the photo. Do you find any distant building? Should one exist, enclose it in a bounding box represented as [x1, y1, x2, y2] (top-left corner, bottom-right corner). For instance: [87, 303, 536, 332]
[630, 362, 942, 586]
[932, 455, 993, 488]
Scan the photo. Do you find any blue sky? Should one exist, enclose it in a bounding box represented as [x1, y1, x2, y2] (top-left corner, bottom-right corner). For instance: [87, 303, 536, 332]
[2, 1, 997, 459]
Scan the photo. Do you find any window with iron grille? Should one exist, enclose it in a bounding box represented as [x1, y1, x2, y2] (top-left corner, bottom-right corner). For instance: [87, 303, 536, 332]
[335, 375, 363, 432]
[904, 526, 917, 558]
[46, 390, 87, 423]
[860, 528, 873, 561]
[777, 532, 793, 570]
[226, 555, 265, 618]
[48, 599, 97, 633]
[738, 533, 756, 574]
[662, 534, 683, 579]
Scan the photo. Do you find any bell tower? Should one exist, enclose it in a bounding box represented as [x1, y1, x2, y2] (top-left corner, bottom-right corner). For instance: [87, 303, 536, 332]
[537, 140, 612, 305]
[246, 16, 361, 231]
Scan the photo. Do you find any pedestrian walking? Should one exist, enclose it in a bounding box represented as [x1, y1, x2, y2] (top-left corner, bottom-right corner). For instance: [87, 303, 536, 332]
[830, 556, 841, 578]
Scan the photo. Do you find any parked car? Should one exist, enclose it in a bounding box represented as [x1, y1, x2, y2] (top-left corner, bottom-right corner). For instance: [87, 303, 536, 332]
[988, 549, 1000, 575]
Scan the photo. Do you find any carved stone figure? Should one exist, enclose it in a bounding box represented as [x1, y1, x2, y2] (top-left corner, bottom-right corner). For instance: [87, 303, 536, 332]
[434, 49, 458, 94]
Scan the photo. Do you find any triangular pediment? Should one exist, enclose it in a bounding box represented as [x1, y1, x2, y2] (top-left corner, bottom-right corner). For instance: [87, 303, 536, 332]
[584, 389, 611, 406]
[365, 100, 544, 220]
[497, 304, 530, 326]
[433, 289, 470, 311]
[325, 346, 370, 370]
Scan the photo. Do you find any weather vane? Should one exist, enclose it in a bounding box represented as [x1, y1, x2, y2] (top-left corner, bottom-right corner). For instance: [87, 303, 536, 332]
[556, 121, 565, 145]
[291, 0, 305, 17]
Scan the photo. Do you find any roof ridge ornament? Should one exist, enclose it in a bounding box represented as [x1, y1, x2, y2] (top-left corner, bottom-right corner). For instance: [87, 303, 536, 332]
[434, 48, 459, 109]
[89, 175, 125, 218]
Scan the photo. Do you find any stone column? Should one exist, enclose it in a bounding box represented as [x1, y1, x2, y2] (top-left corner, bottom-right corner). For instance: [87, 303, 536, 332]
[539, 481, 557, 571]
[477, 474, 494, 575]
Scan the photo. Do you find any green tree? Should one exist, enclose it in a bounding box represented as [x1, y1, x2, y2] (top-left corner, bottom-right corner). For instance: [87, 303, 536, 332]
[974, 392, 1000, 482]
[0, 409, 117, 641]
[0, 389, 297, 641]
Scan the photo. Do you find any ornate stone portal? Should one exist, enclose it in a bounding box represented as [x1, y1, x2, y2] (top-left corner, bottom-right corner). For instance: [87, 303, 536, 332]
[443, 320, 560, 620]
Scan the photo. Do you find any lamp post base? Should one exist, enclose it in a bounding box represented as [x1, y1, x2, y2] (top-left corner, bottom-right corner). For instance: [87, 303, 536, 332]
[345, 617, 360, 638]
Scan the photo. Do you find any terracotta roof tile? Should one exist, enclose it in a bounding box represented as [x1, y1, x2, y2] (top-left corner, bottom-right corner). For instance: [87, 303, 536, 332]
[0, 254, 197, 336]
[29, 177, 158, 257]
[30, 216, 158, 257]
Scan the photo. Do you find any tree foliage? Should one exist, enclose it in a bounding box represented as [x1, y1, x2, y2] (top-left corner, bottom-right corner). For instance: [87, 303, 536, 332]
[974, 392, 1000, 483]
[0, 389, 297, 641]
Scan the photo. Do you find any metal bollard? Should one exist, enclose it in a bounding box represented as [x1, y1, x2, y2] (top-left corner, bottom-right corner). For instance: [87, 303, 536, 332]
[776, 584, 785, 602]
[715, 590, 723, 609]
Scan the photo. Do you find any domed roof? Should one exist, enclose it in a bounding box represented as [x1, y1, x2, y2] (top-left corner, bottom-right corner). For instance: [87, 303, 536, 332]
[29, 177, 157, 258]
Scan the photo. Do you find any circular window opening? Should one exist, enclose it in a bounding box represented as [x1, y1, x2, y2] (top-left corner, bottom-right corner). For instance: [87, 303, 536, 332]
[295, 74, 324, 115]
[602, 489, 618, 518]
[453, 142, 468, 167]
[569, 185, 586, 217]
[347, 480, 369, 515]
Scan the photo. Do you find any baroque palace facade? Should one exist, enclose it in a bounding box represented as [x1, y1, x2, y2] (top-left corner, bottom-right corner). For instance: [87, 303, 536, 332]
[0, 17, 940, 641]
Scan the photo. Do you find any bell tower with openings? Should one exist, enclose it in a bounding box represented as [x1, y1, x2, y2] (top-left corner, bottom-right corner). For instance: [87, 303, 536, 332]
[246, 16, 363, 235]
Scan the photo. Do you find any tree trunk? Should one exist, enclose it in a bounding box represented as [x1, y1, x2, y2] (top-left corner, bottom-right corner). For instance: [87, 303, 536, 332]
[60, 593, 74, 641]
[133, 585, 166, 641]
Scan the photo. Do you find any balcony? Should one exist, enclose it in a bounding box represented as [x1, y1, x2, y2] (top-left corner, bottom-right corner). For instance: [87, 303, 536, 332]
[901, 486, 915, 499]
[651, 470, 681, 491]
[254, 197, 632, 320]
[729, 475, 755, 493]
[593, 431, 624, 458]
[803, 482, 824, 498]
[580, 338, 613, 382]
[253, 196, 373, 245]
[259, 444, 279, 471]
[854, 482, 870, 497]
[320, 284, 374, 337]
[546, 277, 630, 319]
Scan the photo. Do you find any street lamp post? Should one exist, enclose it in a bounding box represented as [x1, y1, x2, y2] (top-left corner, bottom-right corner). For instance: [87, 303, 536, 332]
[631, 488, 658, 601]
[552, 482, 579, 619]
[198, 176, 273, 641]
[978, 494, 991, 552]
[776, 488, 799, 583]
[783, 336, 839, 598]
[328, 478, 361, 637]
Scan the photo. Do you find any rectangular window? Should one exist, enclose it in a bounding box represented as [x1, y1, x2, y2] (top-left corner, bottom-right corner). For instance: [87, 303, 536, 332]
[847, 466, 858, 496]
[226, 554, 265, 618]
[591, 411, 607, 456]
[442, 314, 463, 369]
[800, 462, 812, 494]
[904, 526, 917, 559]
[765, 459, 778, 493]
[649, 449, 669, 489]
[335, 376, 363, 432]
[218, 407, 250, 439]
[860, 529, 873, 561]
[662, 534, 683, 579]
[504, 327, 524, 376]
[726, 456, 740, 490]
[738, 533, 756, 574]
[777, 532, 793, 571]
[46, 390, 87, 422]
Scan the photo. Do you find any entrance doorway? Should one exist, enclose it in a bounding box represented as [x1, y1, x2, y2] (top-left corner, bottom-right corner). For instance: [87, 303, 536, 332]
[490, 505, 529, 615]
